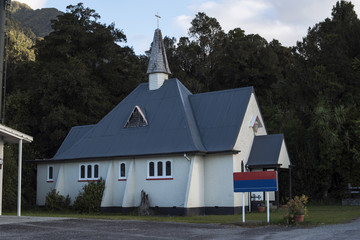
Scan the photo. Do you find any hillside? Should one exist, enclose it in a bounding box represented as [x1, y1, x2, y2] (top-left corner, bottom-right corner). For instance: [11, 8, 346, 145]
[10, 1, 63, 37]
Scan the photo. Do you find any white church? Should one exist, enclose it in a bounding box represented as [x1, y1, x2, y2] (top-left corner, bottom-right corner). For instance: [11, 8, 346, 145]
[36, 27, 291, 215]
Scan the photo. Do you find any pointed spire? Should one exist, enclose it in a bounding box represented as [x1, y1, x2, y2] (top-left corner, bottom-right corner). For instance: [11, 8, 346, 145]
[147, 28, 171, 90]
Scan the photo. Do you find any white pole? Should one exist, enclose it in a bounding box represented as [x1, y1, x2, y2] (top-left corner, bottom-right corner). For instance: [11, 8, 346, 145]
[17, 139, 23, 217]
[242, 192, 245, 223]
[266, 192, 270, 223]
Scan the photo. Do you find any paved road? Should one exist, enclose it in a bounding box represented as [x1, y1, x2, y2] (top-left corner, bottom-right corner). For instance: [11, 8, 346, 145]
[0, 216, 359, 240]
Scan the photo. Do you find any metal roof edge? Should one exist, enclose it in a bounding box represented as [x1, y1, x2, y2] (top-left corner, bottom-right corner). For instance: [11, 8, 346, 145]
[0, 124, 33, 143]
[34, 150, 208, 163]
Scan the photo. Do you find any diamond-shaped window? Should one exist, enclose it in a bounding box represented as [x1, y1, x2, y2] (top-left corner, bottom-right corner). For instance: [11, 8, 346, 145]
[125, 106, 148, 128]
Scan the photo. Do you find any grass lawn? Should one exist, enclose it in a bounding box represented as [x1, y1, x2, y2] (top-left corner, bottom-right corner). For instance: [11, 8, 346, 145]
[4, 205, 360, 226]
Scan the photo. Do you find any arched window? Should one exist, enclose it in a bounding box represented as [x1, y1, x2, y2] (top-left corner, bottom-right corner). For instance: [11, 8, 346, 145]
[166, 161, 171, 176]
[79, 163, 100, 181]
[87, 165, 92, 179]
[80, 165, 86, 179]
[149, 162, 154, 177]
[48, 166, 53, 181]
[147, 160, 172, 179]
[94, 164, 99, 179]
[157, 162, 163, 176]
[120, 163, 126, 178]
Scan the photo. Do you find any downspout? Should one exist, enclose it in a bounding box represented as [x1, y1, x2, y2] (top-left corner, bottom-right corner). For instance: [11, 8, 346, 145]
[183, 153, 191, 162]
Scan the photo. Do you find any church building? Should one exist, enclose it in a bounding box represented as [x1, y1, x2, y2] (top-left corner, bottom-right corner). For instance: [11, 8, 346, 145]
[36, 27, 291, 215]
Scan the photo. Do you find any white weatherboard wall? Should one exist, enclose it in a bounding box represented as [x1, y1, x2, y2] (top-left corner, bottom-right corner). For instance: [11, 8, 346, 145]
[131, 156, 190, 208]
[278, 141, 291, 168]
[149, 73, 168, 90]
[204, 154, 234, 207]
[37, 160, 111, 206]
[101, 161, 114, 207]
[234, 92, 267, 166]
[37, 163, 56, 205]
[55, 164, 65, 195]
[184, 155, 204, 208]
[232, 92, 268, 207]
[102, 160, 128, 207]
[122, 159, 136, 208]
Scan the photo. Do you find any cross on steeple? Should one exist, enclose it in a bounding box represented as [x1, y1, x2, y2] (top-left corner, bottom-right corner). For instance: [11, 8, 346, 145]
[155, 13, 161, 28]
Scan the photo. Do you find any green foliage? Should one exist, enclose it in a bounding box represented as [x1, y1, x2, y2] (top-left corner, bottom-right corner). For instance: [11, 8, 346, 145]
[45, 189, 71, 211]
[3, 2, 145, 210]
[73, 179, 105, 213]
[6, 3, 145, 157]
[7, 18, 36, 63]
[286, 195, 309, 223]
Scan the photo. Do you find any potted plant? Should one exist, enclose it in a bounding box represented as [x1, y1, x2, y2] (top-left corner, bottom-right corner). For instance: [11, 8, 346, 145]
[286, 194, 308, 223]
[257, 201, 266, 212]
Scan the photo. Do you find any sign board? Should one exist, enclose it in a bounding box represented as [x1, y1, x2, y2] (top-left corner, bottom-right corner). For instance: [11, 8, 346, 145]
[233, 171, 278, 223]
[233, 171, 278, 192]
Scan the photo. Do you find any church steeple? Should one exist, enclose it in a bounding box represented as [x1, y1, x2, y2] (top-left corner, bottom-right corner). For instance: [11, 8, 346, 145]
[147, 27, 171, 90]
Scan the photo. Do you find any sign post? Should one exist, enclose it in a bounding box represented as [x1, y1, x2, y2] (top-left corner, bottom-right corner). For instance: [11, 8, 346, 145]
[233, 171, 278, 223]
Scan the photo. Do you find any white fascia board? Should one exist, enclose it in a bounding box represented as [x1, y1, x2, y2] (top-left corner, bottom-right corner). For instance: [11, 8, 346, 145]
[0, 124, 33, 143]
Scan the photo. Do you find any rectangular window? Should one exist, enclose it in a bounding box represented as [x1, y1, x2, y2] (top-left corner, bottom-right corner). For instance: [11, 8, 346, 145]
[47, 165, 54, 182]
[147, 160, 172, 180]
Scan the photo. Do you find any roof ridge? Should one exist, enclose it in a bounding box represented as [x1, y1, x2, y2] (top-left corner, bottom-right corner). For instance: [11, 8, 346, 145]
[193, 86, 254, 97]
[175, 80, 207, 152]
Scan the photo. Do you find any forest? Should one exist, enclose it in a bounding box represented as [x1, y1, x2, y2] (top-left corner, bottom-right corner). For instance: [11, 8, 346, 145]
[2, 1, 360, 210]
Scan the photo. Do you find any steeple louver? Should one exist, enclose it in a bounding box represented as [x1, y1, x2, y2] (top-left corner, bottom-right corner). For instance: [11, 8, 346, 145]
[147, 28, 171, 90]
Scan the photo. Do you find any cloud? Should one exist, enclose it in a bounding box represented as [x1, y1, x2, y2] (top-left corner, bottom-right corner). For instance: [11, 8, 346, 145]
[15, 0, 48, 9]
[175, 0, 355, 46]
[174, 15, 192, 35]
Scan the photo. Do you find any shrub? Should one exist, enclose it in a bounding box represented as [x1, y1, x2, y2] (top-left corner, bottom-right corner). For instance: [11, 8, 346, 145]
[73, 178, 105, 213]
[45, 189, 71, 211]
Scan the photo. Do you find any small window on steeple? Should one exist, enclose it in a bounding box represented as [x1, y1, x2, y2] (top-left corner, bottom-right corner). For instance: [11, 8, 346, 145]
[125, 105, 148, 128]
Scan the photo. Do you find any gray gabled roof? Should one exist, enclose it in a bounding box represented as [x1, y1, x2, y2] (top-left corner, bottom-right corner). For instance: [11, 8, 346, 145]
[53, 125, 95, 159]
[53, 79, 206, 160]
[146, 28, 171, 74]
[190, 87, 253, 152]
[52, 79, 253, 161]
[247, 134, 284, 168]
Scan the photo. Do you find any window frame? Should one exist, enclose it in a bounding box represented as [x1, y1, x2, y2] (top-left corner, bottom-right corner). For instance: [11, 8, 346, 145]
[47, 165, 54, 182]
[118, 162, 127, 181]
[147, 160, 172, 180]
[79, 163, 100, 182]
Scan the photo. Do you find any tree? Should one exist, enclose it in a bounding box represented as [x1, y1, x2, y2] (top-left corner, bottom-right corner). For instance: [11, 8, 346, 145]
[291, 0, 360, 199]
[3, 3, 146, 210]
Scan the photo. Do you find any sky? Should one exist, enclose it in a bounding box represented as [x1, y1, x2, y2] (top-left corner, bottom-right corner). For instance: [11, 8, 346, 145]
[16, 0, 360, 55]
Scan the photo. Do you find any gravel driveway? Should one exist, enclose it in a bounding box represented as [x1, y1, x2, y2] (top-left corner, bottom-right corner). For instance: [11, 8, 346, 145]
[0, 215, 359, 239]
